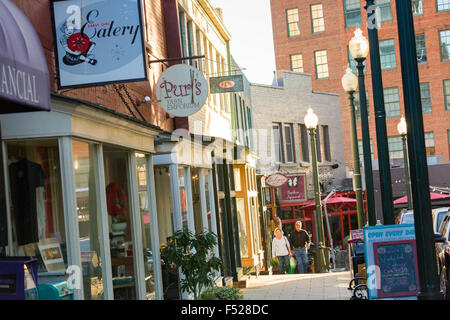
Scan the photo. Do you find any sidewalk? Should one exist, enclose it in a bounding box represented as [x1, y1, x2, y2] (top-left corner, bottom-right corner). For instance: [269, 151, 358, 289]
[241, 271, 351, 300]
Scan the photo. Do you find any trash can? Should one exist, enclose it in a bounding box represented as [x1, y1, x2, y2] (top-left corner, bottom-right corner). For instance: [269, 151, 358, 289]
[309, 246, 331, 272]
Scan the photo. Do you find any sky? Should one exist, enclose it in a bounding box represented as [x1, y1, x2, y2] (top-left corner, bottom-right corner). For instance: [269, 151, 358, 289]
[211, 0, 276, 85]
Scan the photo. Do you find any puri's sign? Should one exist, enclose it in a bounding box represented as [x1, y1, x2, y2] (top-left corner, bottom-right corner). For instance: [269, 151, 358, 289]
[50, 0, 147, 89]
[156, 64, 208, 117]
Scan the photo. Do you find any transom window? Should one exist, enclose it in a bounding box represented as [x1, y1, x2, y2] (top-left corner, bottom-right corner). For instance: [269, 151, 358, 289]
[311, 4, 325, 33]
[286, 8, 301, 37]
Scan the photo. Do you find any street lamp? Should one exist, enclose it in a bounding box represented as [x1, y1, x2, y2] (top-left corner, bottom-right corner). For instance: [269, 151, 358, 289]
[364, 0, 395, 225]
[349, 28, 377, 226]
[341, 68, 365, 229]
[397, 117, 412, 210]
[304, 107, 327, 273]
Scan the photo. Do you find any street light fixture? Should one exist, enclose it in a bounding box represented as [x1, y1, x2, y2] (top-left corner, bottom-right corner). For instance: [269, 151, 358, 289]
[349, 28, 377, 226]
[304, 107, 327, 273]
[341, 68, 365, 229]
[397, 117, 413, 210]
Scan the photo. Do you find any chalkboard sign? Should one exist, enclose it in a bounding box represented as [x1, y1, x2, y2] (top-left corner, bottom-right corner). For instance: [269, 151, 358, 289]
[373, 240, 420, 298]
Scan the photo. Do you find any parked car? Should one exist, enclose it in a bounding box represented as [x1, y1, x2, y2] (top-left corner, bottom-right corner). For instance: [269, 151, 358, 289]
[435, 210, 450, 299]
[398, 207, 449, 233]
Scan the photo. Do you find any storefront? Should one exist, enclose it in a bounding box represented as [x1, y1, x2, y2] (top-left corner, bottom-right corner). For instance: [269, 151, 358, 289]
[0, 95, 164, 300]
[153, 132, 220, 298]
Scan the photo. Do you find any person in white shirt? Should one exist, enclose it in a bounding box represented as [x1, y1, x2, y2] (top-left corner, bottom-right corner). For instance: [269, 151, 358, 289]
[272, 227, 293, 274]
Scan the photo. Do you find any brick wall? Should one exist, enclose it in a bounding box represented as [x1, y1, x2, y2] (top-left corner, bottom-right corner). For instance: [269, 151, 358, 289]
[270, 0, 450, 168]
[12, 0, 173, 131]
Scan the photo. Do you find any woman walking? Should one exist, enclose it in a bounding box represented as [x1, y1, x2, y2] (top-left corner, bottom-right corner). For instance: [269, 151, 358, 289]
[272, 227, 292, 274]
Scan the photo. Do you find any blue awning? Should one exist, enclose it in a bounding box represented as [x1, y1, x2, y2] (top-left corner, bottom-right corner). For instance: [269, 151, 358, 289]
[0, 0, 50, 113]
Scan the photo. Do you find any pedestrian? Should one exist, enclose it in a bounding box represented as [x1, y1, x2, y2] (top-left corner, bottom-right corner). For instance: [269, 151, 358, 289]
[288, 221, 311, 274]
[272, 227, 292, 274]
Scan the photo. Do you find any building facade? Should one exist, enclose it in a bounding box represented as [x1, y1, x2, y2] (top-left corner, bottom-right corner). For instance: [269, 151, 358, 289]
[251, 70, 348, 238]
[270, 0, 450, 175]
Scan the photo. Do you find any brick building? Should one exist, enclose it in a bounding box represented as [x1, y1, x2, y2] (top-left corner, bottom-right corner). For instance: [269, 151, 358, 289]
[270, 0, 450, 173]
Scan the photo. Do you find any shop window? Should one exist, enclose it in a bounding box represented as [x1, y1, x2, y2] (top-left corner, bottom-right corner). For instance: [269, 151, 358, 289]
[103, 145, 136, 300]
[234, 168, 242, 192]
[72, 140, 104, 300]
[154, 166, 173, 246]
[135, 153, 156, 300]
[178, 168, 189, 230]
[203, 170, 212, 232]
[343, 0, 361, 28]
[191, 168, 203, 234]
[236, 198, 248, 258]
[6, 139, 67, 273]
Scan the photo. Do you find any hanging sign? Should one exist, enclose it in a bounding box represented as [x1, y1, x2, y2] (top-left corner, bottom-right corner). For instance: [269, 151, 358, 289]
[156, 64, 208, 117]
[209, 75, 244, 94]
[280, 174, 307, 203]
[266, 173, 288, 188]
[50, 0, 147, 89]
[364, 224, 419, 300]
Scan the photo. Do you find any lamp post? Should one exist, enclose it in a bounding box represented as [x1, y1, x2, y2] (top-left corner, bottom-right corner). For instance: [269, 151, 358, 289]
[341, 68, 365, 229]
[397, 117, 412, 210]
[364, 0, 395, 225]
[349, 28, 377, 226]
[395, 0, 441, 299]
[304, 107, 327, 273]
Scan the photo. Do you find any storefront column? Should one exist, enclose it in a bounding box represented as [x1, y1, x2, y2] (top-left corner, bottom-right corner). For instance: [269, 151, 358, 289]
[207, 170, 219, 258]
[93, 144, 114, 300]
[169, 164, 182, 231]
[1, 141, 14, 256]
[145, 155, 163, 300]
[127, 152, 146, 300]
[184, 167, 195, 233]
[58, 136, 83, 300]
[199, 169, 208, 232]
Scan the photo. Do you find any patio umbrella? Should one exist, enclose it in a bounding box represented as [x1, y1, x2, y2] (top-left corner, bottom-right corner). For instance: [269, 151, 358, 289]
[393, 192, 450, 204]
[300, 196, 357, 211]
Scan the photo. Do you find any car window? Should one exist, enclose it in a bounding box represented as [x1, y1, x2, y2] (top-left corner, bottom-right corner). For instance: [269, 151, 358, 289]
[439, 216, 450, 237]
[401, 213, 414, 224]
[436, 212, 447, 232]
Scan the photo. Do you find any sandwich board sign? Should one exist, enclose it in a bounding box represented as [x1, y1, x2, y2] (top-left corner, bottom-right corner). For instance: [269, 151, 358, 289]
[364, 224, 419, 300]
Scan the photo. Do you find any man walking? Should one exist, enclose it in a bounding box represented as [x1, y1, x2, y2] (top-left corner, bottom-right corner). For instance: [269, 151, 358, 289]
[289, 221, 310, 274]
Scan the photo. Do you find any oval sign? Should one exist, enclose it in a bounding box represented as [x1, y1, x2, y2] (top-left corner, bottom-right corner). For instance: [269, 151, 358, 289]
[218, 80, 235, 89]
[156, 64, 208, 117]
[266, 173, 289, 188]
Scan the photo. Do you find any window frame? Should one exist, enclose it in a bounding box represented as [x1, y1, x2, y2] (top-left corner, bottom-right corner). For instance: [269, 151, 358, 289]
[310, 3, 325, 33]
[290, 53, 304, 73]
[439, 29, 450, 61]
[412, 0, 424, 15]
[379, 39, 397, 70]
[286, 8, 301, 38]
[314, 49, 329, 79]
[420, 82, 432, 114]
[415, 33, 427, 65]
[383, 87, 401, 118]
[343, 0, 362, 28]
[436, 0, 450, 12]
[444, 79, 450, 111]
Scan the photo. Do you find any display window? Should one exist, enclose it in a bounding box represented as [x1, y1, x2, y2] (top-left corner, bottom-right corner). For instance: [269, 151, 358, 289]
[236, 198, 248, 258]
[103, 145, 136, 300]
[135, 153, 156, 300]
[72, 140, 104, 300]
[178, 168, 188, 230]
[6, 139, 67, 272]
[191, 168, 203, 234]
[154, 166, 173, 246]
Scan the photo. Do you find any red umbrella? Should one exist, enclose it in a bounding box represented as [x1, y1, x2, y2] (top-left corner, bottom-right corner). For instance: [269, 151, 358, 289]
[300, 196, 357, 210]
[394, 192, 450, 204]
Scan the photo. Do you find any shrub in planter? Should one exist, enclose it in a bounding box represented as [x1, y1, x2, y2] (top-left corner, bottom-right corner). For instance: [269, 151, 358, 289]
[200, 286, 243, 300]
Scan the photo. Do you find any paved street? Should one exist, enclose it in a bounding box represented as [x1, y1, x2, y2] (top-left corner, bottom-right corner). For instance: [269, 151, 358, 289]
[241, 271, 351, 300]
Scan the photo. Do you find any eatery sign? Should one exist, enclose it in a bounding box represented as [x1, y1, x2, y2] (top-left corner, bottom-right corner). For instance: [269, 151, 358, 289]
[156, 64, 208, 117]
[50, 0, 147, 89]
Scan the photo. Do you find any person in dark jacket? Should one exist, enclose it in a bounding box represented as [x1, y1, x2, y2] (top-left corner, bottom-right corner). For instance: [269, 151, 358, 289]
[289, 221, 310, 273]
